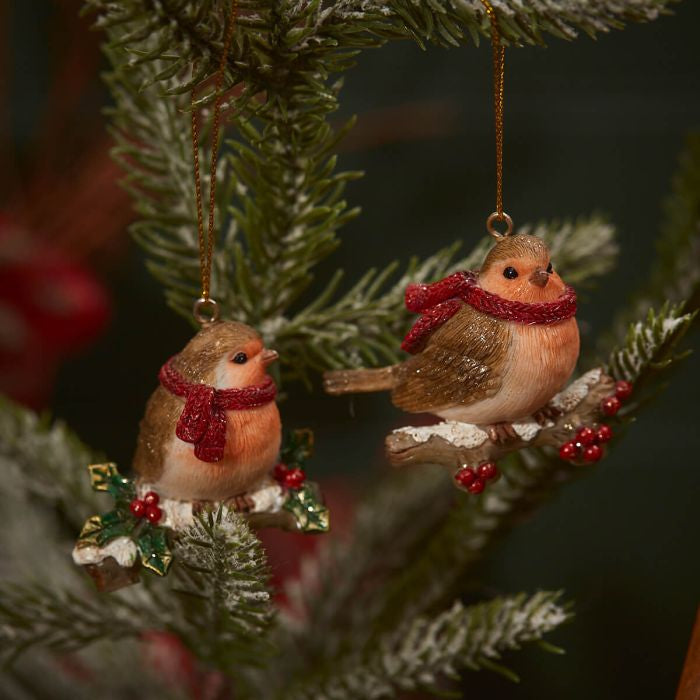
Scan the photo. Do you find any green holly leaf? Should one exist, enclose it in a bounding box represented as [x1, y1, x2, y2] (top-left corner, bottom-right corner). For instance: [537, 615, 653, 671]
[87, 462, 135, 502]
[280, 429, 315, 468]
[77, 510, 136, 547]
[137, 527, 173, 576]
[87, 463, 120, 491]
[283, 483, 330, 534]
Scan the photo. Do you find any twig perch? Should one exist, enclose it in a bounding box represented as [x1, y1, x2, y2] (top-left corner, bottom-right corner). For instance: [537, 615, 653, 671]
[385, 368, 615, 469]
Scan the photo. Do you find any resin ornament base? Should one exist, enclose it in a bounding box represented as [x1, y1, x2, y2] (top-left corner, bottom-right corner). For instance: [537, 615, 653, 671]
[385, 368, 615, 468]
[73, 473, 329, 593]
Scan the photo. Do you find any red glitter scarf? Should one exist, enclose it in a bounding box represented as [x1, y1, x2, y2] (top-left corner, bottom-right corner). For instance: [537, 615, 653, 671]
[402, 270, 577, 354]
[159, 356, 277, 463]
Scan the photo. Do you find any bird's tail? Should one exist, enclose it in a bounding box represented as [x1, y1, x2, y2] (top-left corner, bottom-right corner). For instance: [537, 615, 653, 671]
[323, 366, 397, 395]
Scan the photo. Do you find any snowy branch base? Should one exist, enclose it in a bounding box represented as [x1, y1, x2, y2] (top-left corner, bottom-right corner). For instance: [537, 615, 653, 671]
[385, 368, 615, 469]
[73, 478, 318, 592]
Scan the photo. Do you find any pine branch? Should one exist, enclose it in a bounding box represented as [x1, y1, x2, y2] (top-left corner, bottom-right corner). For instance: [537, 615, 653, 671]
[373, 297, 695, 632]
[85, 0, 677, 88]
[286, 591, 570, 699]
[287, 294, 695, 673]
[274, 468, 455, 676]
[387, 0, 675, 47]
[607, 302, 696, 383]
[0, 583, 153, 662]
[0, 396, 101, 526]
[95, 0, 639, 389]
[171, 509, 274, 673]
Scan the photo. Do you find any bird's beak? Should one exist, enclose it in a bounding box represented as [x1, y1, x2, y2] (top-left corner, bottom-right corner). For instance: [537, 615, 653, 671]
[529, 268, 549, 288]
[261, 349, 279, 366]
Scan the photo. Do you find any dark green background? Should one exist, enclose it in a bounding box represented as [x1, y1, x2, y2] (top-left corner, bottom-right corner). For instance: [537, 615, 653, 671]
[14, 1, 699, 697]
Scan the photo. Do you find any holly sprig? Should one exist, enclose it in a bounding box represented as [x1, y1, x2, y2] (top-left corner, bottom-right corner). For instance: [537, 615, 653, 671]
[76, 463, 172, 576]
[275, 430, 330, 534]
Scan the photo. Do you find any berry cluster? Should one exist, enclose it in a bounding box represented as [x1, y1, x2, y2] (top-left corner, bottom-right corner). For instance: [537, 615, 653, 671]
[558, 380, 633, 465]
[600, 379, 633, 417]
[559, 424, 613, 464]
[454, 461, 500, 495]
[130, 490, 163, 524]
[273, 463, 306, 490]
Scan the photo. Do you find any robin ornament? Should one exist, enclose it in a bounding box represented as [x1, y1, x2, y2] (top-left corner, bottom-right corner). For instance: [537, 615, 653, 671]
[325, 234, 579, 423]
[323, 1, 617, 495]
[73, 322, 329, 592]
[325, 233, 579, 425]
[73, 6, 328, 592]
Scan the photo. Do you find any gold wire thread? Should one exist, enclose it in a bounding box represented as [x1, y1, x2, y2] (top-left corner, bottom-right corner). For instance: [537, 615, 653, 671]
[480, 0, 512, 238]
[190, 0, 239, 309]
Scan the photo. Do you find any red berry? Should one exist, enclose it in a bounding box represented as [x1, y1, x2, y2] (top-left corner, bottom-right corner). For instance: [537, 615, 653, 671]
[601, 396, 621, 416]
[130, 499, 146, 518]
[615, 380, 633, 401]
[284, 468, 306, 489]
[454, 467, 476, 488]
[576, 426, 597, 446]
[583, 444, 603, 463]
[596, 424, 613, 443]
[143, 490, 160, 506]
[145, 504, 163, 524]
[559, 441, 579, 461]
[477, 462, 499, 481]
[273, 463, 289, 483]
[467, 478, 486, 494]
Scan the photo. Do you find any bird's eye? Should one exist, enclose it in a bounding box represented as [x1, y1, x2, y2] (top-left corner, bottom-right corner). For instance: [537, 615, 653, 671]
[232, 352, 248, 364]
[503, 266, 519, 279]
[546, 262, 553, 274]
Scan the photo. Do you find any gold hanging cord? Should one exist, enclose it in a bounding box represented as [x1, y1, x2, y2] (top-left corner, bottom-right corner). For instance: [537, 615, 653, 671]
[481, 0, 513, 238]
[190, 0, 239, 324]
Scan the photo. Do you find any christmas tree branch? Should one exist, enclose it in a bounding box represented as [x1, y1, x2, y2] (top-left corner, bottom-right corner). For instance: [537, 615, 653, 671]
[375, 298, 695, 627]
[170, 509, 274, 673]
[0, 396, 101, 526]
[285, 591, 571, 699]
[273, 468, 455, 677]
[0, 583, 154, 662]
[95, 0, 636, 387]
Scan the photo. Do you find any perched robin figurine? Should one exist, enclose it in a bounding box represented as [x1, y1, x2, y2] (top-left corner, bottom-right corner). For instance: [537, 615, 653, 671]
[324, 234, 580, 441]
[133, 321, 281, 502]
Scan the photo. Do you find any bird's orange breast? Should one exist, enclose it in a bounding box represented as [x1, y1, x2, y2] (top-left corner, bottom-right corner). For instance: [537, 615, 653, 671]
[503, 318, 580, 418]
[155, 403, 282, 501]
[438, 317, 579, 425]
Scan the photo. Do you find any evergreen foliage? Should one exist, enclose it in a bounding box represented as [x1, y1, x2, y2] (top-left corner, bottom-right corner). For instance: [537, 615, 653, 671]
[92, 0, 660, 384]
[0, 1, 695, 697]
[286, 592, 570, 699]
[172, 509, 274, 669]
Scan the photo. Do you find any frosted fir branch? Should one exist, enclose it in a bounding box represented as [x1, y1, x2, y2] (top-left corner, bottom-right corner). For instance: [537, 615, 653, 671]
[607, 302, 696, 383]
[360, 294, 695, 633]
[0, 583, 154, 663]
[0, 396, 100, 525]
[387, 0, 675, 47]
[271, 468, 455, 680]
[172, 509, 274, 670]
[84, 1, 676, 92]
[94, 0, 652, 386]
[285, 592, 570, 699]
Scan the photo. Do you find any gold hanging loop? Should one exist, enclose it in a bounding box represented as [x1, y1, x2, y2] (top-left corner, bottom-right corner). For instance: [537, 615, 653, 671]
[480, 0, 513, 238]
[189, 0, 239, 322]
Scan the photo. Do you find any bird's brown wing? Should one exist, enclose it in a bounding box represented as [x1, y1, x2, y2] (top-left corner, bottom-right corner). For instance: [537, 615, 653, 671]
[391, 304, 510, 413]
